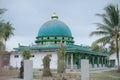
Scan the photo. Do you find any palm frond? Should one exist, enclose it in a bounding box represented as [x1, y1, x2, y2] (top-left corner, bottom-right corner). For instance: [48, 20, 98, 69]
[96, 13, 106, 17]
[0, 8, 7, 15]
[93, 36, 111, 45]
[95, 23, 113, 32]
[105, 4, 119, 26]
[90, 31, 109, 37]
[103, 17, 114, 28]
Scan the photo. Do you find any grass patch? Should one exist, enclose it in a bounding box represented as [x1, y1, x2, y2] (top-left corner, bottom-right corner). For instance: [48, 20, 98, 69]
[90, 71, 120, 80]
[0, 69, 120, 80]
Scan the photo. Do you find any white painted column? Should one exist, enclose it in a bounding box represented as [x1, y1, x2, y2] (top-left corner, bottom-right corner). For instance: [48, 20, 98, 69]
[71, 53, 73, 69]
[24, 60, 33, 80]
[81, 59, 89, 80]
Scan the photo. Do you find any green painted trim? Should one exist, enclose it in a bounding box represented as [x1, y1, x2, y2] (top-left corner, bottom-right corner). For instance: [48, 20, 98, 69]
[97, 57, 99, 67]
[101, 57, 103, 67]
[92, 56, 95, 68]
[77, 53, 81, 69]
[13, 44, 109, 57]
[36, 36, 74, 39]
[73, 53, 76, 65]
[35, 39, 74, 43]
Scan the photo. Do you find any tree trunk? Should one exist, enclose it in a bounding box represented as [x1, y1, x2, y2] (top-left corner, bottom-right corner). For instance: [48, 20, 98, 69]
[0, 54, 3, 69]
[57, 50, 65, 73]
[42, 54, 52, 77]
[115, 34, 120, 71]
[19, 61, 24, 78]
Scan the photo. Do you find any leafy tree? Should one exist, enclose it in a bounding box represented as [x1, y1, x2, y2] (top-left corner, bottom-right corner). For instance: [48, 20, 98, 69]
[90, 4, 120, 71]
[22, 50, 31, 60]
[0, 8, 14, 51]
[90, 42, 104, 52]
[57, 43, 65, 73]
[90, 41, 114, 55]
[0, 8, 14, 68]
[108, 41, 115, 54]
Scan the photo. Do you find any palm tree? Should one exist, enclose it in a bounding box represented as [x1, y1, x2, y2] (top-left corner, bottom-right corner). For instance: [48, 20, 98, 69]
[57, 42, 65, 73]
[2, 22, 14, 50]
[0, 22, 14, 51]
[0, 8, 14, 51]
[0, 8, 7, 15]
[0, 9, 14, 68]
[90, 4, 120, 71]
[0, 21, 5, 52]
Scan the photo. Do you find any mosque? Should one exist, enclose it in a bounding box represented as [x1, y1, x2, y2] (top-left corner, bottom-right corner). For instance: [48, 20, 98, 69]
[10, 13, 109, 69]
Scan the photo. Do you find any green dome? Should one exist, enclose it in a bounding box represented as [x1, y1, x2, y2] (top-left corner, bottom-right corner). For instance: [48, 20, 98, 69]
[37, 20, 72, 37]
[35, 13, 74, 45]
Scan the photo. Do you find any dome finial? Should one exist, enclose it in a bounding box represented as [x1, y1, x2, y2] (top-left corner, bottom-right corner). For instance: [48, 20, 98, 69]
[51, 12, 59, 20]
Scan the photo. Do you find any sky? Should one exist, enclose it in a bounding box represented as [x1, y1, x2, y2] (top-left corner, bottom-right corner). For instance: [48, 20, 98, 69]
[0, 0, 119, 51]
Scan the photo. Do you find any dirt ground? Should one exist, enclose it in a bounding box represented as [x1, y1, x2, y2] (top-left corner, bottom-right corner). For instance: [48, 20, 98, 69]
[0, 68, 120, 80]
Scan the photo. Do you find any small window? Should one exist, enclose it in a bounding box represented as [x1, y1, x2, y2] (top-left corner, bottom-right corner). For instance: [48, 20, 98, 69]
[14, 55, 19, 58]
[55, 41, 57, 44]
[47, 37, 49, 39]
[55, 37, 57, 39]
[32, 55, 35, 57]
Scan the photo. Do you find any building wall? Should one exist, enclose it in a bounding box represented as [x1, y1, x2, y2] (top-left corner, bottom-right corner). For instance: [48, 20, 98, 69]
[10, 51, 57, 69]
[10, 52, 22, 68]
[109, 53, 120, 66]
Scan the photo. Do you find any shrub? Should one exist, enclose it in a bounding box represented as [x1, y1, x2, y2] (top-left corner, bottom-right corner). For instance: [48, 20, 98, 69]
[22, 50, 31, 60]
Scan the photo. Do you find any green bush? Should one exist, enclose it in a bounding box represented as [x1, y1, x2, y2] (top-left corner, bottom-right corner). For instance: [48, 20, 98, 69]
[22, 50, 31, 60]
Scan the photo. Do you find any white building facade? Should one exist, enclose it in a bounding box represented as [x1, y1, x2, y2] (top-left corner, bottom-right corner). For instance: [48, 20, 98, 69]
[109, 53, 120, 66]
[10, 51, 57, 69]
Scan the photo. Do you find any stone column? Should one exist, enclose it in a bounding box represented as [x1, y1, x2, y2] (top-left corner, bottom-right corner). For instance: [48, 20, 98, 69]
[81, 59, 89, 80]
[24, 60, 33, 80]
[71, 53, 73, 69]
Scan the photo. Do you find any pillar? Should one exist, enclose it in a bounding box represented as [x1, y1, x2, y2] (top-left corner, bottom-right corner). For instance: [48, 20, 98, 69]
[104, 57, 107, 66]
[101, 57, 103, 67]
[92, 56, 94, 68]
[66, 54, 69, 68]
[103, 57, 105, 67]
[71, 53, 73, 69]
[81, 59, 89, 80]
[77, 53, 81, 69]
[24, 60, 33, 80]
[97, 57, 99, 67]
